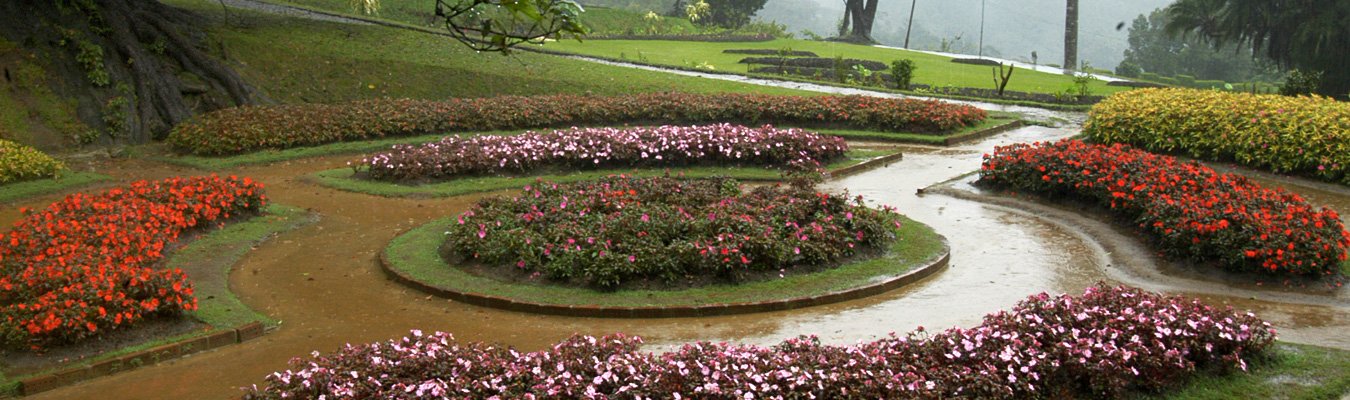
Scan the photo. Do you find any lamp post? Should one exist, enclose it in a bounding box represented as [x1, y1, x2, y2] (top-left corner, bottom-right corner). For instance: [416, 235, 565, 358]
[903, 0, 917, 49]
[978, 0, 985, 58]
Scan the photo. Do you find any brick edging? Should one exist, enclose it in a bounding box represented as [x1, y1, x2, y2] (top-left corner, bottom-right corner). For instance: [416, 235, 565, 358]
[18, 322, 268, 396]
[380, 239, 949, 318]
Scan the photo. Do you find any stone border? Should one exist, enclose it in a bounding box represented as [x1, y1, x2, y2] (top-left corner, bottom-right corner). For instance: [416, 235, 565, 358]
[942, 120, 1024, 146]
[379, 236, 949, 318]
[827, 150, 905, 179]
[18, 322, 269, 396]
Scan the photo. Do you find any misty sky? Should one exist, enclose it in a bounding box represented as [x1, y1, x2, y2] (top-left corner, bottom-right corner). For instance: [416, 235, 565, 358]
[755, 0, 1175, 68]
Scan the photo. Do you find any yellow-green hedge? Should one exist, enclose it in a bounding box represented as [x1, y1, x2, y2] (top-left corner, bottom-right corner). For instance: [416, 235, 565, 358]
[0, 139, 64, 184]
[1083, 88, 1350, 183]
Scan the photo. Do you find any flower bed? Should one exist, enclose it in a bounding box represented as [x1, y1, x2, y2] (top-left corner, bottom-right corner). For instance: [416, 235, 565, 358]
[446, 176, 900, 289]
[0, 175, 266, 349]
[978, 140, 1349, 277]
[0, 139, 64, 184]
[738, 57, 890, 71]
[358, 124, 847, 182]
[242, 284, 1275, 399]
[1083, 88, 1350, 184]
[166, 93, 987, 156]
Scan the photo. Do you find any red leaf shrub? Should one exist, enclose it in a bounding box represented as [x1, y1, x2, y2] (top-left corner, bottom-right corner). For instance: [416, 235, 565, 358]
[447, 176, 900, 288]
[979, 140, 1349, 277]
[167, 93, 987, 155]
[242, 284, 1275, 399]
[0, 175, 266, 349]
[359, 124, 848, 182]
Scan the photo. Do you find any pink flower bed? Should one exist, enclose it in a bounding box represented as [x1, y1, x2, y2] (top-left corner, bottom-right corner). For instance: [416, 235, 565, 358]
[357, 124, 848, 181]
[243, 284, 1274, 399]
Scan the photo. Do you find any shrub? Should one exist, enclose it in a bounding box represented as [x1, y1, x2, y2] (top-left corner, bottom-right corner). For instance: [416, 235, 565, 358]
[168, 93, 986, 156]
[1195, 79, 1226, 89]
[358, 124, 847, 182]
[1083, 88, 1350, 183]
[1114, 61, 1141, 78]
[0, 175, 266, 349]
[242, 284, 1275, 399]
[1176, 74, 1197, 88]
[445, 176, 900, 289]
[979, 139, 1349, 277]
[1280, 69, 1323, 96]
[891, 59, 917, 89]
[0, 139, 65, 184]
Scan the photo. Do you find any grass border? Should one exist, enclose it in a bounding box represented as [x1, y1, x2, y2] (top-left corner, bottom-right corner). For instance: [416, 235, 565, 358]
[2, 204, 318, 396]
[379, 214, 948, 317]
[0, 172, 112, 204]
[305, 148, 900, 198]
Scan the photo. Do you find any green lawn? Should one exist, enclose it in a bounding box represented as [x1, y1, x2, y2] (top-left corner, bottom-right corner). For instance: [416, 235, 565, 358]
[540, 38, 1126, 97]
[162, 0, 808, 105]
[0, 172, 112, 204]
[1149, 342, 1350, 400]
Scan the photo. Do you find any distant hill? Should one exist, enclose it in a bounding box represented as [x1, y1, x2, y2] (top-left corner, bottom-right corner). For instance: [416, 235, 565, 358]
[755, 0, 1174, 69]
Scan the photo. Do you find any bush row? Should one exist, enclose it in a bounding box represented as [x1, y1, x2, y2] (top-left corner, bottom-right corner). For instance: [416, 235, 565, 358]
[242, 284, 1275, 399]
[357, 124, 847, 182]
[979, 140, 1349, 277]
[0, 175, 266, 349]
[722, 49, 818, 57]
[0, 139, 64, 184]
[737, 57, 889, 71]
[446, 176, 899, 289]
[168, 93, 986, 156]
[1083, 88, 1350, 183]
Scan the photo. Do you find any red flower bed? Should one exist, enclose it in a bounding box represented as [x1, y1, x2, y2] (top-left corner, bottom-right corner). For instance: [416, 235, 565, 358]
[242, 284, 1275, 399]
[0, 175, 266, 349]
[979, 140, 1349, 277]
[167, 93, 987, 155]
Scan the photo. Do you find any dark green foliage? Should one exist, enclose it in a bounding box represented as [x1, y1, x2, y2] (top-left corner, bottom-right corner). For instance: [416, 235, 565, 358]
[1114, 61, 1141, 78]
[1280, 69, 1323, 96]
[698, 0, 768, 29]
[1119, 8, 1276, 84]
[890, 59, 916, 89]
[1166, 0, 1350, 98]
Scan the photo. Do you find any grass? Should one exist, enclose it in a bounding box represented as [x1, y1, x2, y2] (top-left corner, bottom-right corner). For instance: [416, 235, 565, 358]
[384, 213, 945, 307]
[274, 0, 704, 36]
[1147, 342, 1350, 400]
[538, 38, 1128, 97]
[0, 172, 112, 204]
[0, 204, 316, 395]
[308, 148, 896, 198]
[161, 0, 811, 107]
[177, 204, 318, 329]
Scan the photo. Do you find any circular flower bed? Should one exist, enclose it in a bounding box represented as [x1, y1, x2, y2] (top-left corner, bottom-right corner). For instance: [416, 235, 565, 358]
[446, 176, 901, 289]
[357, 124, 847, 182]
[979, 139, 1350, 277]
[242, 284, 1275, 399]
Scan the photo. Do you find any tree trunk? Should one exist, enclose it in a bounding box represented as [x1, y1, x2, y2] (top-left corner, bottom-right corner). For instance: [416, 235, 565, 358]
[0, 0, 266, 146]
[838, 0, 878, 43]
[1064, 0, 1079, 72]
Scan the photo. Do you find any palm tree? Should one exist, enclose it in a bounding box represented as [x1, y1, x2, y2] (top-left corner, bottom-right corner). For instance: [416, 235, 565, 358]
[1064, 0, 1078, 72]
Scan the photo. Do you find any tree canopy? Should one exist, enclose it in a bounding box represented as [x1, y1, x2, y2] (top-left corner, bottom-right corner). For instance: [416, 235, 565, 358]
[1165, 0, 1350, 97]
[1120, 9, 1275, 82]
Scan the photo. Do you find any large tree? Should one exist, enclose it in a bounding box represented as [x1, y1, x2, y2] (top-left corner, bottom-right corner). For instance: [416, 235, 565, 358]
[697, 0, 770, 29]
[1120, 9, 1275, 82]
[1063, 0, 1077, 71]
[1165, 0, 1350, 97]
[0, 0, 583, 146]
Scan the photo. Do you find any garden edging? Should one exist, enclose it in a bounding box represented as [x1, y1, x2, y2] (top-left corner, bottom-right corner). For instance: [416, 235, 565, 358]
[18, 322, 270, 396]
[379, 237, 949, 318]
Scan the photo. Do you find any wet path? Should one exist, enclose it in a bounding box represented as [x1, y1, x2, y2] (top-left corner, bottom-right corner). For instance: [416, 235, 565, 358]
[12, 121, 1344, 399]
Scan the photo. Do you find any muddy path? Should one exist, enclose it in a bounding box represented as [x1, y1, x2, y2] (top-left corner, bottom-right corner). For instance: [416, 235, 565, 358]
[7, 121, 1343, 399]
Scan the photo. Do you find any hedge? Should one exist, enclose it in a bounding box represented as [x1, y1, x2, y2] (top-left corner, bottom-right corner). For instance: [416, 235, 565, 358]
[168, 93, 986, 156]
[1083, 88, 1350, 184]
